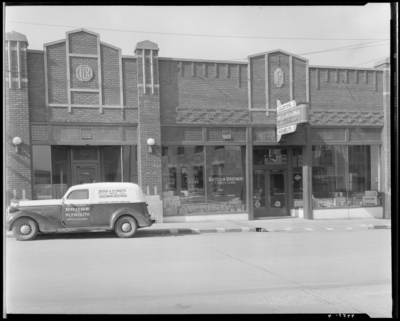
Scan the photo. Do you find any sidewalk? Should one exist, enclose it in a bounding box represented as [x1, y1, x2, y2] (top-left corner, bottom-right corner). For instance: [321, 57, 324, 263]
[6, 217, 391, 238]
[140, 217, 391, 236]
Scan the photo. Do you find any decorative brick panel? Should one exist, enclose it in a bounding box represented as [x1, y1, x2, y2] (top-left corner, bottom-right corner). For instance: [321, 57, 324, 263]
[250, 56, 266, 109]
[310, 110, 384, 126]
[68, 31, 98, 55]
[293, 57, 307, 103]
[71, 91, 99, 105]
[124, 127, 137, 141]
[122, 58, 138, 108]
[27, 51, 46, 120]
[101, 44, 121, 105]
[47, 42, 68, 104]
[53, 125, 120, 141]
[176, 109, 249, 124]
[50, 107, 137, 123]
[31, 125, 48, 140]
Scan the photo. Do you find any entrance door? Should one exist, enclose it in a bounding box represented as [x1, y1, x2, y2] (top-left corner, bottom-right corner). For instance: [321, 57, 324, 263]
[253, 169, 289, 218]
[73, 164, 99, 185]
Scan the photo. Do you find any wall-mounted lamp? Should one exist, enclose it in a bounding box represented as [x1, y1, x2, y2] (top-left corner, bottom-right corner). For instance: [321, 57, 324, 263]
[147, 138, 155, 153]
[12, 137, 22, 153]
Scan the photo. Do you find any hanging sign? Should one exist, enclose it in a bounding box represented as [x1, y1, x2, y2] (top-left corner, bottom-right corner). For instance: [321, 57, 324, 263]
[276, 100, 309, 142]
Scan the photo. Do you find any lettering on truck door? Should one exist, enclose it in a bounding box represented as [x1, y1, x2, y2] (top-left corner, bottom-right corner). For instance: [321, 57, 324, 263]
[62, 188, 93, 228]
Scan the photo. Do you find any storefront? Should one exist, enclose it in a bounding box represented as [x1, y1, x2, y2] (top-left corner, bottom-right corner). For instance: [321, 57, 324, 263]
[32, 145, 138, 200]
[5, 29, 391, 222]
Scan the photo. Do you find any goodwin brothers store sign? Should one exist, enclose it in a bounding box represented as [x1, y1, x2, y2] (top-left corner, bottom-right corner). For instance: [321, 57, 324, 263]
[276, 100, 309, 142]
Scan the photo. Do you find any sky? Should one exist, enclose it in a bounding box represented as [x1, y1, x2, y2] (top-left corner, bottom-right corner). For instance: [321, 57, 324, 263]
[4, 4, 391, 68]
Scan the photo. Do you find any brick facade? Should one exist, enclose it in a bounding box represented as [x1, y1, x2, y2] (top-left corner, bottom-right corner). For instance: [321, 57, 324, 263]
[5, 28, 391, 220]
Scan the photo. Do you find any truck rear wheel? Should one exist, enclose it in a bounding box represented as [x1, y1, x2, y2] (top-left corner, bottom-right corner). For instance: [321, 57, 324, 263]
[114, 216, 138, 238]
[12, 218, 38, 241]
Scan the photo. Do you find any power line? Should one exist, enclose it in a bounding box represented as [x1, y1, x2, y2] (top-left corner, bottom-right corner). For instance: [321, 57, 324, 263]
[297, 40, 389, 55]
[6, 20, 389, 41]
[226, 42, 389, 62]
[350, 55, 389, 67]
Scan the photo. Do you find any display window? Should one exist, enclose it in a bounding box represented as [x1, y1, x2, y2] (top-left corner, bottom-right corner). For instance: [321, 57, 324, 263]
[312, 145, 380, 208]
[162, 145, 247, 215]
[32, 145, 138, 200]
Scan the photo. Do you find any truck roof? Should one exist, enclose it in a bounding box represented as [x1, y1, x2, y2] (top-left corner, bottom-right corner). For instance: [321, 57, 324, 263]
[71, 182, 141, 190]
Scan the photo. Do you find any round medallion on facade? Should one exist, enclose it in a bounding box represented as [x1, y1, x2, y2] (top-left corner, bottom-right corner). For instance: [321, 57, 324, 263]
[76, 65, 93, 82]
[274, 201, 281, 207]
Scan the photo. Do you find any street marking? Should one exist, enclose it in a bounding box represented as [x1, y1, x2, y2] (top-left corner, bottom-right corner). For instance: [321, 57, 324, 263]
[326, 228, 334, 230]
[360, 224, 367, 227]
[284, 228, 292, 231]
[241, 227, 251, 232]
[216, 228, 226, 233]
[346, 227, 354, 230]
[169, 229, 179, 234]
[305, 228, 313, 231]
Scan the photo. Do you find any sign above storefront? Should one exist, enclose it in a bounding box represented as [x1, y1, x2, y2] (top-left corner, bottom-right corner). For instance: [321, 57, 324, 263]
[276, 100, 309, 143]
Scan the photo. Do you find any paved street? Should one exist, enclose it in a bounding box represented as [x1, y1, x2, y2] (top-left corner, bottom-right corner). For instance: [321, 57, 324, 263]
[5, 229, 392, 316]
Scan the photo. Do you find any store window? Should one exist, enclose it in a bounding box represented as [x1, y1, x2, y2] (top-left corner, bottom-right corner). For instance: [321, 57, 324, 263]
[253, 147, 287, 165]
[312, 145, 380, 208]
[162, 145, 246, 215]
[122, 146, 138, 184]
[102, 146, 122, 182]
[33, 146, 52, 199]
[51, 146, 69, 198]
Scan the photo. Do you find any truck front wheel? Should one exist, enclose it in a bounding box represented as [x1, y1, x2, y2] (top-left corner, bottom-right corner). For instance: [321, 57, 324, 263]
[12, 218, 38, 241]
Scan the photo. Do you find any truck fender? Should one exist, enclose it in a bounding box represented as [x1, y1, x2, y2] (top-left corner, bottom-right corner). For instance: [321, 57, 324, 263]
[110, 207, 147, 228]
[8, 211, 63, 233]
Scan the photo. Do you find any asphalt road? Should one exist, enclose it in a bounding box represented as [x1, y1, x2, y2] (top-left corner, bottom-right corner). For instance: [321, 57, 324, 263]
[5, 229, 392, 316]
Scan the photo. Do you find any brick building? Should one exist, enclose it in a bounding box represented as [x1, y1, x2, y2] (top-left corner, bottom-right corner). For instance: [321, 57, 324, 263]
[5, 29, 391, 222]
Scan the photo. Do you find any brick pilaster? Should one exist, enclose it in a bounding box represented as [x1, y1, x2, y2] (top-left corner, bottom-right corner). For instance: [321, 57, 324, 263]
[135, 41, 162, 197]
[5, 32, 32, 203]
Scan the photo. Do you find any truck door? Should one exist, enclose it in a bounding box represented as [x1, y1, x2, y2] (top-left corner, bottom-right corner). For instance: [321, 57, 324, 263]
[62, 188, 93, 228]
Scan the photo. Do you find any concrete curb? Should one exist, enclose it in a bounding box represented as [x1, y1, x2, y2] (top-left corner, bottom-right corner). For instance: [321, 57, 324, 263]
[140, 225, 391, 235]
[367, 225, 391, 229]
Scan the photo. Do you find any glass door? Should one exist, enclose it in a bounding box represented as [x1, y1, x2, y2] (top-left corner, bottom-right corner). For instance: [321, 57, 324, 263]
[253, 169, 289, 217]
[267, 169, 288, 216]
[73, 164, 99, 185]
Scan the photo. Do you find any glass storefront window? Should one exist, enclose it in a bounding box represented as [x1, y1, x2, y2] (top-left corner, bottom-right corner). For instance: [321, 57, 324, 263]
[122, 146, 138, 184]
[32, 146, 52, 199]
[312, 145, 380, 208]
[32, 145, 138, 200]
[253, 147, 287, 165]
[51, 146, 69, 198]
[102, 146, 122, 182]
[162, 145, 246, 215]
